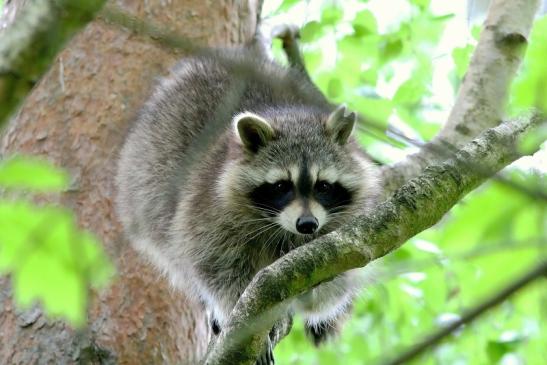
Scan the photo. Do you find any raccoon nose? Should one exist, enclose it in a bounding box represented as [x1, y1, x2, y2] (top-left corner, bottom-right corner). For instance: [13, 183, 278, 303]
[296, 216, 318, 234]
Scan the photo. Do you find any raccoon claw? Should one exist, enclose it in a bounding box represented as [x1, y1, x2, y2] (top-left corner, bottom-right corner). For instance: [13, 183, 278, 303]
[255, 337, 274, 365]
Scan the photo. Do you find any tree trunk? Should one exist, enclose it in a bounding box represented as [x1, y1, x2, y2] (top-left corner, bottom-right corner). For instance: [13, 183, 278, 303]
[0, 1, 260, 364]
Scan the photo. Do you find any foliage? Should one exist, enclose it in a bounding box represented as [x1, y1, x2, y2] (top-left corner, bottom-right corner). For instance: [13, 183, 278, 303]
[511, 16, 547, 114]
[0, 156, 113, 326]
[267, 0, 546, 364]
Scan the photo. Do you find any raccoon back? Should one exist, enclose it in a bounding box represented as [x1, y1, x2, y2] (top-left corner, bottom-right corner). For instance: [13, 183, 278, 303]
[115, 48, 328, 245]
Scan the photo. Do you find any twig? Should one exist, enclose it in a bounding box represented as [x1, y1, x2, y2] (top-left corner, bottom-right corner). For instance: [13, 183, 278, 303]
[381, 260, 547, 365]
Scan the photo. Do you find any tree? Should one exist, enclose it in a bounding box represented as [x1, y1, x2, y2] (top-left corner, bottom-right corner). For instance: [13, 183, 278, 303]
[0, 0, 260, 363]
[0, 0, 544, 365]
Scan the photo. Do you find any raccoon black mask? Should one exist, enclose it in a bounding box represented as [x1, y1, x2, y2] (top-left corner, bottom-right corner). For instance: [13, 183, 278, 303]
[231, 106, 361, 236]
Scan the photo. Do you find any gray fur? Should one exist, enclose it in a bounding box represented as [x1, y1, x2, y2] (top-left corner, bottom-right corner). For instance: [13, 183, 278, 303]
[115, 47, 381, 345]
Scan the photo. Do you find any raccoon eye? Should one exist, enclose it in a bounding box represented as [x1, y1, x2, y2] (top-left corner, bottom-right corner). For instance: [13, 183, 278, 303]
[315, 181, 333, 194]
[273, 180, 292, 193]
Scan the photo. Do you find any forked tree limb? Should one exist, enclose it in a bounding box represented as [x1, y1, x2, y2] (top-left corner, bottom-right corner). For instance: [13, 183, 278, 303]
[204, 115, 545, 365]
[382, 0, 541, 194]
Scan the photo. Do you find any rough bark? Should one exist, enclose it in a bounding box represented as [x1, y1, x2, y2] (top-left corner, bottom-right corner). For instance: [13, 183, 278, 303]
[382, 0, 540, 194]
[205, 115, 544, 365]
[0, 1, 259, 364]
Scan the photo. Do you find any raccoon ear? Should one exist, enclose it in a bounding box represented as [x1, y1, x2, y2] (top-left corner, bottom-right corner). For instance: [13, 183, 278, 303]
[234, 112, 275, 153]
[325, 105, 356, 145]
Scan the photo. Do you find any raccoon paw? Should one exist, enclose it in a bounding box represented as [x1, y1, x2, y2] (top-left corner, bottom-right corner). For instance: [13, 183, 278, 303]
[305, 322, 339, 347]
[255, 336, 275, 365]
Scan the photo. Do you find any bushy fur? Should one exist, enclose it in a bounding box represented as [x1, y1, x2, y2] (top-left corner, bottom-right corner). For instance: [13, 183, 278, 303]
[115, 47, 380, 349]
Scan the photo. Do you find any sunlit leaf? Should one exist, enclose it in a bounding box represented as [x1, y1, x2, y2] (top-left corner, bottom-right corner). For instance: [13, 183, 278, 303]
[511, 16, 547, 113]
[0, 156, 69, 191]
[0, 200, 114, 327]
[300, 21, 324, 43]
[352, 10, 377, 36]
[471, 24, 482, 41]
[353, 97, 393, 131]
[518, 123, 547, 154]
[486, 338, 524, 363]
[410, 0, 431, 9]
[393, 77, 428, 106]
[380, 36, 403, 62]
[302, 48, 322, 71]
[338, 34, 379, 69]
[452, 44, 474, 79]
[320, 4, 343, 26]
[275, 0, 299, 13]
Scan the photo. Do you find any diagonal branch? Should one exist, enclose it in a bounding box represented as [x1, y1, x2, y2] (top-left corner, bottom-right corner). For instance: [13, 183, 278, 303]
[382, 260, 547, 365]
[381, 0, 540, 194]
[0, 0, 106, 127]
[204, 116, 545, 365]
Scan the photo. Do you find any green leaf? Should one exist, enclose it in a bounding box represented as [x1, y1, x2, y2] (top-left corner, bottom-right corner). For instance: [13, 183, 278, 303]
[0, 201, 43, 271]
[471, 25, 482, 41]
[15, 247, 86, 325]
[518, 123, 547, 154]
[360, 67, 378, 85]
[410, 0, 431, 9]
[380, 37, 403, 62]
[302, 48, 322, 73]
[0, 156, 69, 191]
[0, 200, 114, 327]
[300, 21, 324, 43]
[353, 97, 393, 131]
[352, 10, 377, 37]
[487, 337, 524, 363]
[393, 77, 428, 106]
[337, 34, 379, 69]
[320, 4, 343, 26]
[276, 0, 300, 13]
[452, 44, 474, 79]
[511, 16, 547, 113]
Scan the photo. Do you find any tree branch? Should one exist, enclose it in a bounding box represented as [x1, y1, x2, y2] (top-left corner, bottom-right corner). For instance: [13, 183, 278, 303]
[382, 260, 547, 365]
[204, 116, 545, 365]
[0, 0, 106, 127]
[381, 0, 540, 194]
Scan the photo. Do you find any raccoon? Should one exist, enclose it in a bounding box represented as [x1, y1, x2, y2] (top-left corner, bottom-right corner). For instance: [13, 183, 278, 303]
[115, 43, 380, 363]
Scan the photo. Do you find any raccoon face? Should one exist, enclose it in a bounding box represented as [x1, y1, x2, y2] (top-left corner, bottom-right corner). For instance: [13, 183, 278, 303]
[220, 105, 375, 240]
[247, 165, 354, 235]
